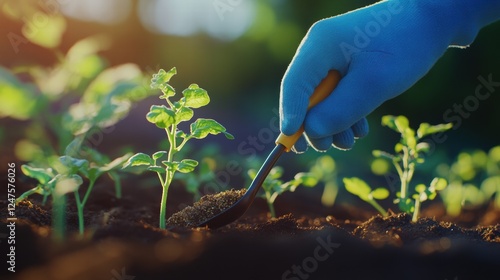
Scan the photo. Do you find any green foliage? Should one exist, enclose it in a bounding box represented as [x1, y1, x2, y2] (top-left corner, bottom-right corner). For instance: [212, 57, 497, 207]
[17, 142, 131, 237]
[343, 177, 388, 216]
[7, 37, 150, 239]
[376, 115, 451, 213]
[344, 115, 452, 220]
[248, 166, 318, 218]
[309, 155, 339, 207]
[123, 68, 233, 229]
[437, 146, 500, 216]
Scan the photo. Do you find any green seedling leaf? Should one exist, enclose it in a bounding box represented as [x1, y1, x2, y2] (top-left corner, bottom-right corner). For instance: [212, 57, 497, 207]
[403, 128, 417, 149]
[481, 176, 500, 197]
[153, 151, 168, 161]
[416, 142, 430, 153]
[0, 67, 37, 120]
[175, 106, 194, 124]
[65, 135, 85, 157]
[182, 84, 210, 108]
[295, 172, 318, 187]
[178, 159, 199, 173]
[162, 161, 179, 172]
[415, 184, 427, 193]
[269, 166, 284, 180]
[190, 118, 234, 140]
[343, 177, 371, 201]
[58, 156, 89, 174]
[99, 153, 133, 173]
[371, 188, 389, 200]
[417, 122, 453, 139]
[430, 177, 447, 191]
[382, 115, 409, 134]
[148, 166, 165, 174]
[372, 150, 394, 160]
[21, 165, 54, 184]
[151, 68, 177, 97]
[123, 153, 153, 168]
[428, 192, 437, 200]
[147, 105, 175, 128]
[54, 174, 83, 197]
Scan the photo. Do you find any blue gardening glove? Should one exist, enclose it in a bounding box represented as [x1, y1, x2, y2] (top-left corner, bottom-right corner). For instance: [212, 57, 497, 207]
[280, 0, 500, 153]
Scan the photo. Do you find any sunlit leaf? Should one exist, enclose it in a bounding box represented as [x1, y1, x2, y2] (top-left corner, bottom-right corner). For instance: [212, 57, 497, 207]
[343, 177, 371, 201]
[54, 174, 82, 196]
[371, 188, 389, 200]
[190, 118, 234, 139]
[146, 105, 175, 128]
[295, 172, 318, 187]
[415, 184, 427, 193]
[22, 15, 66, 48]
[182, 84, 210, 108]
[99, 153, 133, 173]
[175, 106, 194, 124]
[123, 153, 153, 168]
[153, 151, 168, 161]
[151, 68, 177, 97]
[417, 122, 453, 139]
[0, 67, 37, 120]
[178, 159, 198, 173]
[430, 177, 447, 191]
[21, 165, 54, 184]
[147, 166, 165, 174]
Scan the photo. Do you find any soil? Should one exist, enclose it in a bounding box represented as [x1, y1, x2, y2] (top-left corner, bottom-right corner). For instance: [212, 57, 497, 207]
[167, 189, 246, 227]
[1, 179, 500, 280]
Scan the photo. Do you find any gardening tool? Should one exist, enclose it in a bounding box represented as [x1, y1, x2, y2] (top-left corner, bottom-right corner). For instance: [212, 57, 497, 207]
[197, 70, 341, 228]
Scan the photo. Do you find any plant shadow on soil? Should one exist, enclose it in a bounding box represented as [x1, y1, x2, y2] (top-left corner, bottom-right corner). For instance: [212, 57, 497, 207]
[1, 178, 500, 280]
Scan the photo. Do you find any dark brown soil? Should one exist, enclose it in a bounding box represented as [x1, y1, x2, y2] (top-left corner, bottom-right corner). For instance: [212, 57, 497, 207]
[166, 189, 246, 227]
[1, 181, 500, 280]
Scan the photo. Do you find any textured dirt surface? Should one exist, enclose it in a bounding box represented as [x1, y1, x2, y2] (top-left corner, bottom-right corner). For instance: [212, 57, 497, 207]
[166, 189, 246, 227]
[1, 182, 500, 280]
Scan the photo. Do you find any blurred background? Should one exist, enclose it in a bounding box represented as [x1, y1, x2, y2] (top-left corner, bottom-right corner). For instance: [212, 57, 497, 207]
[1, 0, 499, 199]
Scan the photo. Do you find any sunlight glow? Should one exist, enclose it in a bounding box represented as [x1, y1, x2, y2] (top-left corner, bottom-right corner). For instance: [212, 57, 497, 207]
[60, 0, 132, 25]
[139, 0, 256, 41]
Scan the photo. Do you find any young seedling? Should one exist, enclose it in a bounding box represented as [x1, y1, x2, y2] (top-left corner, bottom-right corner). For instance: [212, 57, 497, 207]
[18, 137, 131, 236]
[373, 115, 452, 213]
[412, 178, 447, 222]
[248, 166, 318, 218]
[123, 68, 233, 229]
[343, 177, 389, 217]
[309, 155, 339, 207]
[17, 166, 82, 241]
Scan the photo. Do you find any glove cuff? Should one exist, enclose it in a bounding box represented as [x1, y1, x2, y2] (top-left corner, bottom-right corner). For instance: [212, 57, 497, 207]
[416, 0, 500, 47]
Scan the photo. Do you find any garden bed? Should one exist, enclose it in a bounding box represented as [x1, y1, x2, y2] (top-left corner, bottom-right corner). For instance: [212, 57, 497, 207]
[2, 182, 500, 280]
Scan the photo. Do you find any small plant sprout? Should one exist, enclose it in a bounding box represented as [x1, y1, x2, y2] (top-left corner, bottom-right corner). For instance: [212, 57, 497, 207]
[310, 155, 339, 207]
[123, 68, 234, 229]
[373, 115, 452, 213]
[248, 166, 318, 218]
[17, 165, 83, 241]
[18, 146, 131, 236]
[343, 177, 389, 217]
[412, 178, 447, 222]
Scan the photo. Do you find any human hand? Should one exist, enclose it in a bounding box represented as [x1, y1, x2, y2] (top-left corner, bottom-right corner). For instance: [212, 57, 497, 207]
[280, 0, 499, 153]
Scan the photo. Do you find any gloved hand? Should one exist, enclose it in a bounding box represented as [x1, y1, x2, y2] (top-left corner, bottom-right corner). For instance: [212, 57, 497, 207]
[280, 0, 500, 153]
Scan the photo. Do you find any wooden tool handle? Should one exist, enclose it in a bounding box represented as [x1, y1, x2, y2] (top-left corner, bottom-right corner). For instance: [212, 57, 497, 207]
[276, 70, 341, 152]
